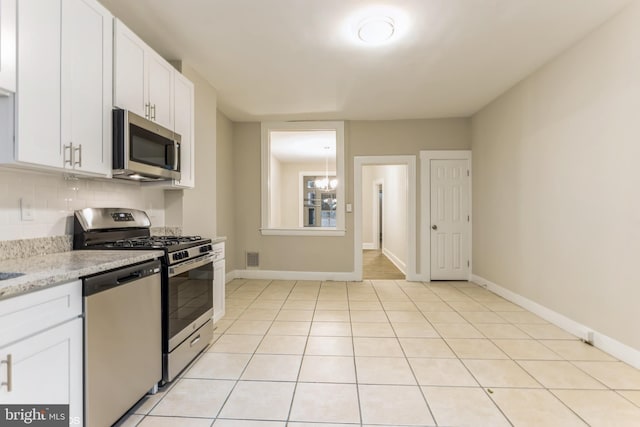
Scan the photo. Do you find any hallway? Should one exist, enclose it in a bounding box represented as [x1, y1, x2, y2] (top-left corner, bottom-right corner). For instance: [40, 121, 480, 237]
[363, 250, 404, 280]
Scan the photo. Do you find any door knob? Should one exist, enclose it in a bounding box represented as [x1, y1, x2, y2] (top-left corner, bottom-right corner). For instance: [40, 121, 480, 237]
[432, 225, 437, 230]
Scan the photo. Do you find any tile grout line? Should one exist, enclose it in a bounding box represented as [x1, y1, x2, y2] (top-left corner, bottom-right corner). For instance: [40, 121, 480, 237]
[124, 278, 640, 426]
[284, 279, 320, 424]
[211, 278, 283, 422]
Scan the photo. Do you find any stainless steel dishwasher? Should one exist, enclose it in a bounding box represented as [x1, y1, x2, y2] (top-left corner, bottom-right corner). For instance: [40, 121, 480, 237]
[83, 259, 162, 427]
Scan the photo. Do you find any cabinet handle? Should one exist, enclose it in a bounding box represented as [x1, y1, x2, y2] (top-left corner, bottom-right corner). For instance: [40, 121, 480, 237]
[189, 335, 201, 347]
[151, 104, 156, 121]
[145, 103, 150, 119]
[1, 354, 12, 392]
[74, 144, 82, 168]
[64, 143, 73, 167]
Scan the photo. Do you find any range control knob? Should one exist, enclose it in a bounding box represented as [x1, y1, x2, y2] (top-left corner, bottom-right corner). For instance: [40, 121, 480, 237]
[173, 251, 188, 261]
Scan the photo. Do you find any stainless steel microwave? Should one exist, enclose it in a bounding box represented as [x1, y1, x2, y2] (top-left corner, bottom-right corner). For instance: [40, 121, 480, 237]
[112, 109, 181, 181]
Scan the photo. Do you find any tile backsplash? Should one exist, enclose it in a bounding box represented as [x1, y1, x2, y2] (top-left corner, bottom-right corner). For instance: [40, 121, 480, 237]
[0, 167, 165, 241]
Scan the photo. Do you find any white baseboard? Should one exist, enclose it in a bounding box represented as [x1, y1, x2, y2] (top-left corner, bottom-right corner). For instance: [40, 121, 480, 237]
[362, 243, 377, 250]
[225, 269, 238, 283]
[382, 247, 406, 274]
[472, 274, 640, 369]
[233, 269, 358, 282]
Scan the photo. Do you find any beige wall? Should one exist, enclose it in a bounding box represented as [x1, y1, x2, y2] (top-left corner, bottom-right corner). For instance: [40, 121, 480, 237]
[382, 165, 408, 271]
[361, 165, 380, 247]
[178, 65, 217, 238]
[216, 110, 236, 268]
[471, 3, 640, 351]
[232, 118, 470, 273]
[269, 155, 283, 227]
[351, 119, 470, 276]
[232, 123, 353, 272]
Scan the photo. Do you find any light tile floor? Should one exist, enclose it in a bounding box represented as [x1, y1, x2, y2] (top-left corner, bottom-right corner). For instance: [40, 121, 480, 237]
[118, 279, 640, 426]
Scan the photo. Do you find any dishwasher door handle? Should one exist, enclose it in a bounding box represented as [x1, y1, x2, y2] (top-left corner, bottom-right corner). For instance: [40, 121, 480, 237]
[116, 272, 142, 285]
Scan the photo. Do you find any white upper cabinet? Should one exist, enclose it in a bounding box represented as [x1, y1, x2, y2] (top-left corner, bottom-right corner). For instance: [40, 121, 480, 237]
[173, 71, 195, 188]
[147, 51, 174, 129]
[13, 0, 62, 169]
[61, 0, 113, 176]
[114, 19, 174, 130]
[113, 19, 146, 118]
[0, 0, 112, 176]
[0, 0, 16, 95]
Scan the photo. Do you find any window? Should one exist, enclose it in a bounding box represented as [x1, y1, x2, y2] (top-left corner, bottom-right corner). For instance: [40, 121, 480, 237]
[261, 121, 345, 236]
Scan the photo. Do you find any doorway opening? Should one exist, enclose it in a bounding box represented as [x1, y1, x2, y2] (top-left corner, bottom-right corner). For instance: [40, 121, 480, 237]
[359, 163, 410, 280]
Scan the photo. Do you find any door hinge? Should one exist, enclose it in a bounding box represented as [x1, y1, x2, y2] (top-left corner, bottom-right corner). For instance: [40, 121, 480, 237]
[467, 215, 470, 222]
[467, 170, 470, 177]
[467, 260, 470, 267]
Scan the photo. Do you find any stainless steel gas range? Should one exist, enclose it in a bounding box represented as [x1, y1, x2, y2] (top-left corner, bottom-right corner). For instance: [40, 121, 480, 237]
[73, 207, 214, 384]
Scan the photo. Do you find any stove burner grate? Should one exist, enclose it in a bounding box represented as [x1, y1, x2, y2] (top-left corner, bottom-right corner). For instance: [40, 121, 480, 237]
[108, 235, 204, 248]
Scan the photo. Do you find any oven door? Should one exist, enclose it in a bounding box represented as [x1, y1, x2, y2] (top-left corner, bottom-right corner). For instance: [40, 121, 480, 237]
[166, 254, 214, 352]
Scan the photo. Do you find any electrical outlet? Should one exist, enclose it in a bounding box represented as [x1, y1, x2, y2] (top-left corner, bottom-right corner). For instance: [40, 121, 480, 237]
[20, 197, 35, 221]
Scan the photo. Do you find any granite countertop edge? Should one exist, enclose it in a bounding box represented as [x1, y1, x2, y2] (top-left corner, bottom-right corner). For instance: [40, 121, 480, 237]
[0, 250, 165, 301]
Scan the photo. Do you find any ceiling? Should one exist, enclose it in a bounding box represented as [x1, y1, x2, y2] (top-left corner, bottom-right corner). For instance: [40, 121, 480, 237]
[270, 131, 336, 163]
[99, 0, 631, 122]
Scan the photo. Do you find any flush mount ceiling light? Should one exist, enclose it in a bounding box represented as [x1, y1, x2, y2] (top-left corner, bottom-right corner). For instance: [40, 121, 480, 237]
[343, 6, 408, 47]
[357, 16, 395, 44]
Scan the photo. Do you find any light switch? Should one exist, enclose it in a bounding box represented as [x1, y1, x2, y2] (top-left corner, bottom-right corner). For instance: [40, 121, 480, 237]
[346, 203, 353, 213]
[20, 197, 35, 221]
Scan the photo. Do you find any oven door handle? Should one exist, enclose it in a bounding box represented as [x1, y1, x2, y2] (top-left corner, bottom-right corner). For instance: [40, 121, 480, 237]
[168, 255, 214, 277]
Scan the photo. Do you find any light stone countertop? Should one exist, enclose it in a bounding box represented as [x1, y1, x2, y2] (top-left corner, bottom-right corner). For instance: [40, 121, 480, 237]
[0, 250, 164, 300]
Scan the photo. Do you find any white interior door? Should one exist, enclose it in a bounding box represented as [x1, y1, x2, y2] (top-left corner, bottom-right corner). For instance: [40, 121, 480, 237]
[430, 159, 470, 280]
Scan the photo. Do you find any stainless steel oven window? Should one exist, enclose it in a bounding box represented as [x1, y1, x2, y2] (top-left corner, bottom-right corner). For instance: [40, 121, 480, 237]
[167, 256, 213, 344]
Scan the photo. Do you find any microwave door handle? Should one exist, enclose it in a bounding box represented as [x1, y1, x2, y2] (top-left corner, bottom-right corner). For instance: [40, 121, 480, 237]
[174, 143, 180, 172]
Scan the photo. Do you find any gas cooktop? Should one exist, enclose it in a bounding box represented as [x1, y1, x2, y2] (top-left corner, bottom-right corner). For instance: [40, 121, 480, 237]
[73, 208, 212, 258]
[106, 235, 205, 250]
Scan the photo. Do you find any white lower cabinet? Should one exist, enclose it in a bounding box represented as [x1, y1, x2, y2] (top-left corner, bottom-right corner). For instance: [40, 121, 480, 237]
[0, 281, 83, 426]
[0, 318, 83, 425]
[212, 242, 226, 323]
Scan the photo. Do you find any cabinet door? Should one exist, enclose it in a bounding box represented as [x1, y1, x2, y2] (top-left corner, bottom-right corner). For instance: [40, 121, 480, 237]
[213, 260, 226, 323]
[147, 50, 174, 129]
[113, 19, 146, 118]
[0, 0, 17, 94]
[0, 318, 83, 425]
[173, 72, 194, 188]
[61, 0, 112, 176]
[15, 0, 62, 168]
